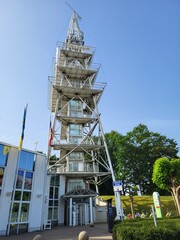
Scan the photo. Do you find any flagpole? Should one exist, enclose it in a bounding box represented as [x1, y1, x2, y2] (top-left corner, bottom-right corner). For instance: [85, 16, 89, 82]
[7, 104, 28, 235]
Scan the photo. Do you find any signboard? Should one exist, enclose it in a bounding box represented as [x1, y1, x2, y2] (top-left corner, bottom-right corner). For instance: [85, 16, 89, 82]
[113, 181, 122, 192]
[153, 192, 162, 218]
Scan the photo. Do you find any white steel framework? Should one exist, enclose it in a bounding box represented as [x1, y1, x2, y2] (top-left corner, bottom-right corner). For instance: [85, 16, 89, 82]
[48, 11, 123, 222]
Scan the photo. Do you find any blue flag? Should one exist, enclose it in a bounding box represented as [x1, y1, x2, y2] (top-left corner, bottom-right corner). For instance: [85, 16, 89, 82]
[18, 104, 28, 151]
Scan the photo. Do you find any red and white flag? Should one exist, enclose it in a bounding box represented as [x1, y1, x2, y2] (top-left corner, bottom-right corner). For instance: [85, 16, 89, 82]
[48, 119, 54, 146]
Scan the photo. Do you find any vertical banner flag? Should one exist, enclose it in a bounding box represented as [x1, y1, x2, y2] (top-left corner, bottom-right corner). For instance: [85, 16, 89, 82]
[18, 104, 28, 151]
[48, 118, 53, 146]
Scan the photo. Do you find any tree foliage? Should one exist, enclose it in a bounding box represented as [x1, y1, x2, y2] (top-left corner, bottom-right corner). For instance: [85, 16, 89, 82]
[152, 157, 180, 191]
[103, 124, 179, 195]
[152, 157, 180, 215]
[98, 131, 123, 195]
[104, 131, 124, 177]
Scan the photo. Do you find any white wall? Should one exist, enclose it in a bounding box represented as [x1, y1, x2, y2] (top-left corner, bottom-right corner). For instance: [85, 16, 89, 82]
[43, 175, 51, 224]
[94, 206, 107, 223]
[59, 175, 65, 224]
[0, 144, 48, 235]
[28, 154, 47, 232]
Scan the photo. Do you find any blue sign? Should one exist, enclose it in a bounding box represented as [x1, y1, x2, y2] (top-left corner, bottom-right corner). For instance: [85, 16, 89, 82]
[113, 181, 122, 186]
[113, 181, 122, 191]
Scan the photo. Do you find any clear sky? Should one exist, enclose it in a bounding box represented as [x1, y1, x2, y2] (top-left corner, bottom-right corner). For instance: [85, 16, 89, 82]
[0, 0, 180, 154]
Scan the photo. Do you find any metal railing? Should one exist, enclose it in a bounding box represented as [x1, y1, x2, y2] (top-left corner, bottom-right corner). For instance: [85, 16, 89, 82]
[56, 163, 99, 173]
[57, 112, 96, 119]
[56, 42, 96, 55]
[53, 57, 100, 72]
[48, 76, 106, 91]
[52, 136, 98, 146]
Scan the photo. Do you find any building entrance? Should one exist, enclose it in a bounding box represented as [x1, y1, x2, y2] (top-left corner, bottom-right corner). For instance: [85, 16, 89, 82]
[73, 203, 90, 226]
[62, 189, 97, 226]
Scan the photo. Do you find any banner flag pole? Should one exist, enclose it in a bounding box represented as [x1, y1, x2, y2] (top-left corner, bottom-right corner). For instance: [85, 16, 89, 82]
[7, 104, 28, 235]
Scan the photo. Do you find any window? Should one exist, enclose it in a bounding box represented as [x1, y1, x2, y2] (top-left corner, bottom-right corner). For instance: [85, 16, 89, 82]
[11, 203, 19, 222]
[16, 170, 24, 189]
[22, 192, 31, 201]
[68, 179, 84, 192]
[19, 151, 34, 171]
[12, 169, 33, 224]
[14, 191, 21, 201]
[14, 191, 31, 202]
[0, 144, 9, 166]
[0, 167, 4, 188]
[69, 100, 82, 111]
[9, 149, 34, 234]
[20, 203, 29, 222]
[16, 170, 33, 190]
[48, 176, 59, 223]
[50, 175, 59, 187]
[69, 152, 83, 160]
[69, 163, 79, 172]
[24, 172, 33, 190]
[69, 124, 82, 136]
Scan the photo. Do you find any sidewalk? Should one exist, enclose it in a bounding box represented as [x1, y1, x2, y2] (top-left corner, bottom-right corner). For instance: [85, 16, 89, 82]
[1, 223, 113, 240]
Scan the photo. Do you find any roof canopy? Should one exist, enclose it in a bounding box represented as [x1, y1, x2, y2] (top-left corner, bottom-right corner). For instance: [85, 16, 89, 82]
[61, 188, 99, 199]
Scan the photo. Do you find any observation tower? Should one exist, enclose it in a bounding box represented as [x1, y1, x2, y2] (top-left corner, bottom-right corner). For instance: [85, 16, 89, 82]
[48, 11, 122, 225]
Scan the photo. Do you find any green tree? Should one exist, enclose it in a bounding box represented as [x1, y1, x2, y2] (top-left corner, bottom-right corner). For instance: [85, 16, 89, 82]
[119, 124, 178, 194]
[103, 124, 178, 195]
[104, 131, 124, 178]
[152, 157, 180, 216]
[98, 131, 124, 195]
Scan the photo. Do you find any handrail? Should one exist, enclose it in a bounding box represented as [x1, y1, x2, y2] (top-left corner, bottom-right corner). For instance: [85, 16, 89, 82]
[57, 112, 96, 119]
[48, 76, 106, 91]
[54, 162, 99, 173]
[52, 138, 98, 146]
[53, 57, 100, 71]
[56, 41, 96, 55]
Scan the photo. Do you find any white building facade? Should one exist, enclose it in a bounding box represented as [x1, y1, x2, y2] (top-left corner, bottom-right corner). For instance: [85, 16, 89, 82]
[0, 142, 48, 235]
[0, 140, 108, 236]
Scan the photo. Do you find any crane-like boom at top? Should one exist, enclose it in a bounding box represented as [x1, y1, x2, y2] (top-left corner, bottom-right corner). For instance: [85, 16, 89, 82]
[65, 2, 84, 45]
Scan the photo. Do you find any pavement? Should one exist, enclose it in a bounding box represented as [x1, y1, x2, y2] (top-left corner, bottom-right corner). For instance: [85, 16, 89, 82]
[0, 223, 113, 240]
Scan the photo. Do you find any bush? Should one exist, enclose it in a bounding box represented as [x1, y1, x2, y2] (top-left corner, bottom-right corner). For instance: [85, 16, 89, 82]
[112, 218, 180, 240]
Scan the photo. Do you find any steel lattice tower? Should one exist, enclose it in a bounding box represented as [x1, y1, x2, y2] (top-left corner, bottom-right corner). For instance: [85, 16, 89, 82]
[48, 11, 122, 225]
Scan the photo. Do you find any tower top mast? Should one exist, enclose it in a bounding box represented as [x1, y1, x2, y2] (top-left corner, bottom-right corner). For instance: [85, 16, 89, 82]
[66, 2, 84, 45]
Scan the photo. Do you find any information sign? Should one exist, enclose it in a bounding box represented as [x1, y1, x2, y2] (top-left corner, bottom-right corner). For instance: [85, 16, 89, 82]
[113, 181, 122, 192]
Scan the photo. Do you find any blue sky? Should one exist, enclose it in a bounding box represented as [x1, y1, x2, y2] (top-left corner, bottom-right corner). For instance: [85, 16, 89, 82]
[0, 0, 180, 154]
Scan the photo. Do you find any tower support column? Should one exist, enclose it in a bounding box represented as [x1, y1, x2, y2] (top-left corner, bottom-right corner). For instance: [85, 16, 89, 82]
[93, 95, 123, 220]
[69, 197, 73, 226]
[89, 196, 93, 224]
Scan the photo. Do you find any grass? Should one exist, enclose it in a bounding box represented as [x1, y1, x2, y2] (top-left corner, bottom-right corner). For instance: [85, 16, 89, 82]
[100, 195, 178, 217]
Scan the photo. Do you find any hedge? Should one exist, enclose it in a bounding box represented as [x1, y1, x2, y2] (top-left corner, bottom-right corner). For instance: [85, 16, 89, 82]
[112, 218, 180, 240]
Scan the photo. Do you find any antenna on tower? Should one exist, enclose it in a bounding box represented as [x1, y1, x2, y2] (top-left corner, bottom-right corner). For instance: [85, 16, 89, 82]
[66, 1, 82, 20]
[65, 1, 84, 45]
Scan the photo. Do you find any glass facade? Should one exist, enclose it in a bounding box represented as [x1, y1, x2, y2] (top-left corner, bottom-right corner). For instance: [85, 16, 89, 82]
[68, 179, 84, 192]
[48, 175, 59, 225]
[69, 163, 79, 172]
[19, 151, 34, 171]
[69, 100, 82, 117]
[9, 150, 35, 234]
[69, 152, 83, 160]
[69, 124, 82, 136]
[0, 144, 8, 166]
